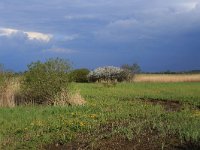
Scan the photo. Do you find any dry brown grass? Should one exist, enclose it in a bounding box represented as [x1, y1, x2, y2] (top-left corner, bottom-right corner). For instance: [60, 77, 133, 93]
[54, 90, 86, 106]
[68, 91, 86, 106]
[133, 74, 200, 82]
[0, 78, 21, 107]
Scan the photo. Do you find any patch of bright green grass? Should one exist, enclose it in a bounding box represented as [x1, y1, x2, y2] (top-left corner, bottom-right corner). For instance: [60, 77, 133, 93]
[77, 82, 200, 106]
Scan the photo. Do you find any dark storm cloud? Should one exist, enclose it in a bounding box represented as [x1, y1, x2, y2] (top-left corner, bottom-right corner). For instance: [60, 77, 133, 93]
[0, 0, 200, 71]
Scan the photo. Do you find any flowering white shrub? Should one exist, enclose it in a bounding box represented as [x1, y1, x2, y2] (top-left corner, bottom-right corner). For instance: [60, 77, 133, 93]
[88, 66, 129, 82]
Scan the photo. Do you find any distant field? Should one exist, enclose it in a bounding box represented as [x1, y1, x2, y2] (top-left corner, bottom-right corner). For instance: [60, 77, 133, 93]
[133, 74, 200, 82]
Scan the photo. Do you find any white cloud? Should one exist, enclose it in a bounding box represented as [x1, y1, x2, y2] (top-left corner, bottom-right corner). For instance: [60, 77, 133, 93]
[0, 28, 53, 42]
[24, 31, 53, 42]
[0, 28, 18, 36]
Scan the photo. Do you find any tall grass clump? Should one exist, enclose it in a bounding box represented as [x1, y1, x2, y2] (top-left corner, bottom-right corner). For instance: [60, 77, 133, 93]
[0, 72, 21, 107]
[21, 58, 73, 105]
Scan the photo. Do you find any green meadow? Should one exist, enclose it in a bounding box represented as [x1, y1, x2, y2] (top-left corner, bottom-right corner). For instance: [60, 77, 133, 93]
[0, 82, 200, 149]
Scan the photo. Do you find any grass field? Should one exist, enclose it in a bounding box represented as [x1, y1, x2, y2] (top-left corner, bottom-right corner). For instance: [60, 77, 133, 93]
[0, 82, 200, 149]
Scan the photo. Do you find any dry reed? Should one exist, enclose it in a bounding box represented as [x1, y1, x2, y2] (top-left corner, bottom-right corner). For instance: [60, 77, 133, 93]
[133, 74, 200, 82]
[0, 78, 20, 107]
[54, 90, 86, 106]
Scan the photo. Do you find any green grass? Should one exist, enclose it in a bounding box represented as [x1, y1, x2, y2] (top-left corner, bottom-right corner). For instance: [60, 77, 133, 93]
[0, 82, 200, 149]
[78, 82, 200, 106]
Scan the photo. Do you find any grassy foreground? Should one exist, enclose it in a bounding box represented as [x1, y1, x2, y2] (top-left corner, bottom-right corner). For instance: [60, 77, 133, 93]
[0, 82, 200, 149]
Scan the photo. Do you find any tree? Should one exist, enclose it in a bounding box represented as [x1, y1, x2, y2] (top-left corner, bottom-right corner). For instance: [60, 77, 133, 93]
[121, 63, 141, 74]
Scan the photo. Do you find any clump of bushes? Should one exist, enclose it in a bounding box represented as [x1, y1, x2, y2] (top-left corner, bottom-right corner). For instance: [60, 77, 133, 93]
[0, 58, 87, 107]
[21, 58, 72, 105]
[69, 68, 90, 83]
[87, 66, 130, 83]
[0, 58, 86, 107]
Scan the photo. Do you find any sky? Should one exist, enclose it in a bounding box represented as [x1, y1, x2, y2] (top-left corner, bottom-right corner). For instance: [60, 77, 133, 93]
[0, 0, 200, 72]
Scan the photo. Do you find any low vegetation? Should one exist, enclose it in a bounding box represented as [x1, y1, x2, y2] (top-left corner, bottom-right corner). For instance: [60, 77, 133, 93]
[0, 82, 200, 149]
[79, 82, 200, 107]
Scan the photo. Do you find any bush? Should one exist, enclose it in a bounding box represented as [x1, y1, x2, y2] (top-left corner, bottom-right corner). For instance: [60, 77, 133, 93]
[121, 63, 141, 81]
[22, 58, 72, 105]
[69, 68, 90, 83]
[121, 63, 141, 74]
[88, 66, 129, 82]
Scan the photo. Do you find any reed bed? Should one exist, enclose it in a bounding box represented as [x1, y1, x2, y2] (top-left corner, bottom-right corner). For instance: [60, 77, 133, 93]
[0, 78, 20, 107]
[133, 74, 200, 82]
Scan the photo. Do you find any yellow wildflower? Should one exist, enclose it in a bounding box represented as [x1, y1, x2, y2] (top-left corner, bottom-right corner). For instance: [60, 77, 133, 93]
[90, 114, 97, 119]
[80, 122, 85, 126]
[193, 110, 200, 117]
